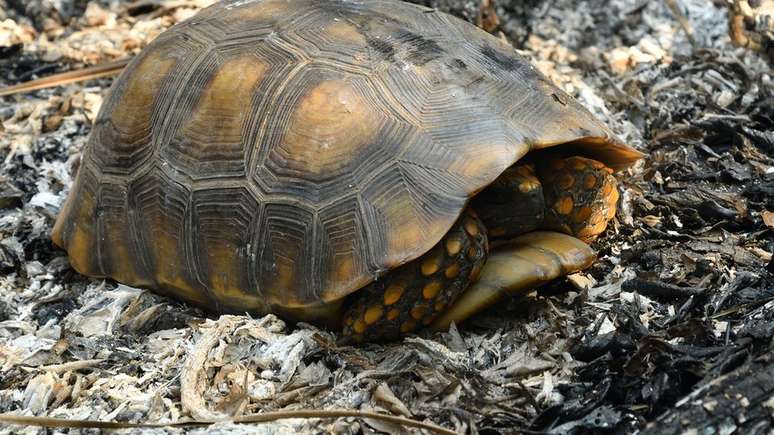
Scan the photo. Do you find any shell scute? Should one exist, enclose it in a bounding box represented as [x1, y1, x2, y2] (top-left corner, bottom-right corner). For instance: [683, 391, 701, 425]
[53, 0, 641, 313]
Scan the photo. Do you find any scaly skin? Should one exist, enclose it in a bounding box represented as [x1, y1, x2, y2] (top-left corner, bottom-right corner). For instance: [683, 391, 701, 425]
[342, 210, 488, 342]
[342, 155, 619, 341]
[538, 156, 619, 243]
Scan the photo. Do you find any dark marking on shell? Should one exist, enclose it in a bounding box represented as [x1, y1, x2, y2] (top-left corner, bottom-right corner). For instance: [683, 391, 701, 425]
[480, 44, 532, 74]
[551, 93, 567, 105]
[573, 127, 595, 137]
[395, 30, 445, 66]
[452, 58, 467, 70]
[367, 37, 396, 61]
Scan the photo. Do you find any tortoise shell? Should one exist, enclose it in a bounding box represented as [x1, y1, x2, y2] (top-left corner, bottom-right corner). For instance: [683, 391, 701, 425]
[52, 0, 641, 315]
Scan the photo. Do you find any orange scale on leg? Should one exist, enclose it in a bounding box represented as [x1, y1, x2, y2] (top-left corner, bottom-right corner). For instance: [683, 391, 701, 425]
[554, 196, 574, 215]
[444, 263, 460, 279]
[364, 305, 384, 325]
[577, 225, 598, 239]
[592, 219, 609, 233]
[607, 187, 620, 206]
[400, 319, 417, 333]
[571, 158, 589, 170]
[558, 174, 575, 189]
[387, 308, 400, 320]
[574, 206, 593, 223]
[464, 219, 480, 236]
[410, 305, 427, 320]
[421, 250, 443, 276]
[422, 281, 442, 299]
[384, 281, 406, 305]
[591, 210, 607, 225]
[446, 237, 462, 256]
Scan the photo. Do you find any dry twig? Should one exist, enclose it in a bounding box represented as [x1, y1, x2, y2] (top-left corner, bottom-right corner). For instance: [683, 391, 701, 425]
[0, 59, 129, 97]
[0, 410, 459, 434]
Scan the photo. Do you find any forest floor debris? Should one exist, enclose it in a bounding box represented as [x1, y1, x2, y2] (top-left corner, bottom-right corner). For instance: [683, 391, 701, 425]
[1, 0, 772, 433]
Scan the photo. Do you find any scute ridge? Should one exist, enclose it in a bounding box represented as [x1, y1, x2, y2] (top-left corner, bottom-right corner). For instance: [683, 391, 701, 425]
[53, 0, 642, 312]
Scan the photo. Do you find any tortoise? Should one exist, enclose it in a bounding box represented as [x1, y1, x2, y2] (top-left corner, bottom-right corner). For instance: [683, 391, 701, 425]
[52, 0, 643, 342]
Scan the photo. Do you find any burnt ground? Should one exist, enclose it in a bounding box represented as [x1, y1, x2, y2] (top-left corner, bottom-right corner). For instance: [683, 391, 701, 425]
[0, 0, 773, 434]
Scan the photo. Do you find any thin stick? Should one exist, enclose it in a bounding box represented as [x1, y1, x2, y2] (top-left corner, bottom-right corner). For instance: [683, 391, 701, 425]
[664, 0, 697, 48]
[39, 358, 105, 374]
[0, 58, 131, 97]
[0, 410, 459, 434]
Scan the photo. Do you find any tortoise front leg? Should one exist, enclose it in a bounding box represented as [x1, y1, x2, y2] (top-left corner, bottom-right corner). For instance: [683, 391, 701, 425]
[429, 231, 594, 332]
[429, 155, 617, 331]
[341, 210, 488, 342]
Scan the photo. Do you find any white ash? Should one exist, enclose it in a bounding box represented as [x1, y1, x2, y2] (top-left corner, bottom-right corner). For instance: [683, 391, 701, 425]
[1, 0, 772, 433]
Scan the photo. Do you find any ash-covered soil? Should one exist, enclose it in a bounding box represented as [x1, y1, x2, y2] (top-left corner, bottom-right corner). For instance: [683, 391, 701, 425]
[0, 0, 772, 434]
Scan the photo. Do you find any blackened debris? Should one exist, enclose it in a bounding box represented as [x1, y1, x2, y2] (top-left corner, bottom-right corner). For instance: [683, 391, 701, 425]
[1, 1, 774, 434]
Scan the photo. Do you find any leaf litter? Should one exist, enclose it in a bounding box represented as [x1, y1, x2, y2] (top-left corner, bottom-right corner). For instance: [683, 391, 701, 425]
[0, 0, 772, 433]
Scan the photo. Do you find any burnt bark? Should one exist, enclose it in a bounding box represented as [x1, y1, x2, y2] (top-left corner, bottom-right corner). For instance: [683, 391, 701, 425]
[640, 349, 774, 435]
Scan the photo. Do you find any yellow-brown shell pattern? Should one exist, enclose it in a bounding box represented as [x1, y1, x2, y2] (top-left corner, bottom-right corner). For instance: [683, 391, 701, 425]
[52, 0, 641, 316]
